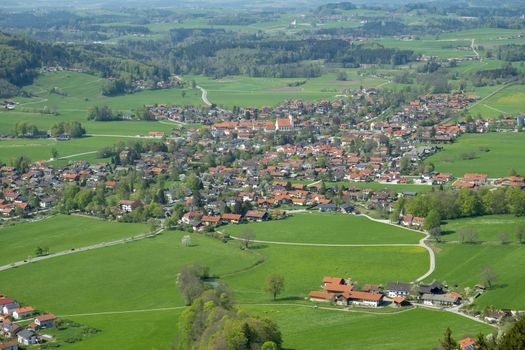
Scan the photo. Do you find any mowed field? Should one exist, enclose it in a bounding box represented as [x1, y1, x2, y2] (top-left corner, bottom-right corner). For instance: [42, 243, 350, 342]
[0, 213, 493, 349]
[441, 215, 525, 243]
[470, 83, 525, 117]
[0, 215, 147, 266]
[427, 132, 525, 178]
[223, 213, 423, 244]
[0, 71, 197, 163]
[0, 136, 136, 164]
[428, 243, 525, 310]
[187, 72, 389, 109]
[246, 305, 493, 350]
[428, 215, 525, 310]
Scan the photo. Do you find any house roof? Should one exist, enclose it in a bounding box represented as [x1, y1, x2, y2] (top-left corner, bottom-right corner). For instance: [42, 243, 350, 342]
[344, 291, 383, 302]
[458, 337, 476, 350]
[308, 291, 333, 300]
[14, 306, 34, 314]
[387, 281, 412, 292]
[322, 277, 345, 285]
[0, 298, 14, 306]
[221, 213, 242, 220]
[245, 210, 267, 218]
[323, 283, 353, 293]
[0, 340, 18, 349]
[36, 313, 56, 322]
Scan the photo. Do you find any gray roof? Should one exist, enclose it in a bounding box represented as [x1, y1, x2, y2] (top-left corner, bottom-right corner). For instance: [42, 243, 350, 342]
[387, 281, 412, 292]
[421, 294, 458, 303]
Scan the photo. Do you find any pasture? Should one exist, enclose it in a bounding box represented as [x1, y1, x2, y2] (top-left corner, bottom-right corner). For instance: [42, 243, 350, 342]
[223, 213, 423, 244]
[427, 132, 525, 178]
[0, 213, 432, 349]
[0, 136, 139, 164]
[469, 83, 525, 117]
[441, 215, 525, 243]
[0, 215, 147, 266]
[187, 72, 388, 108]
[247, 305, 493, 350]
[428, 243, 525, 310]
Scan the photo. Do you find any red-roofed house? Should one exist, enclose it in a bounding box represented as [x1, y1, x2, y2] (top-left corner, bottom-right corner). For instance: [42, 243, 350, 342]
[308, 291, 334, 302]
[458, 337, 476, 350]
[35, 314, 56, 329]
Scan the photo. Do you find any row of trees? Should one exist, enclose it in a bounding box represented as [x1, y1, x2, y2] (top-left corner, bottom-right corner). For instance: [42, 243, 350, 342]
[175, 264, 282, 349]
[49, 121, 85, 138]
[399, 187, 525, 225]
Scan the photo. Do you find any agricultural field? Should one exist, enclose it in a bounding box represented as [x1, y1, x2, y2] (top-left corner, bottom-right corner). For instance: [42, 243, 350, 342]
[428, 243, 525, 310]
[187, 72, 389, 109]
[0, 213, 435, 349]
[0, 214, 148, 266]
[469, 83, 525, 117]
[223, 213, 423, 244]
[427, 132, 525, 178]
[224, 244, 427, 303]
[247, 305, 493, 350]
[440, 215, 525, 243]
[0, 136, 138, 164]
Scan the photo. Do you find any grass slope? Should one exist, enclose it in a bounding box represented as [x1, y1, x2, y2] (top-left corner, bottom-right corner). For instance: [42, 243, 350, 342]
[428, 243, 525, 310]
[247, 305, 493, 350]
[441, 215, 525, 243]
[223, 213, 422, 244]
[0, 215, 147, 266]
[427, 133, 525, 178]
[225, 244, 428, 303]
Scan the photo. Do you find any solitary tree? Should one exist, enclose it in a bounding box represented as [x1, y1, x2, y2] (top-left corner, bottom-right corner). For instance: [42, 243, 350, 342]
[181, 235, 192, 247]
[265, 274, 285, 301]
[429, 227, 442, 242]
[499, 232, 509, 245]
[240, 230, 255, 249]
[480, 267, 497, 289]
[439, 327, 456, 350]
[51, 147, 58, 160]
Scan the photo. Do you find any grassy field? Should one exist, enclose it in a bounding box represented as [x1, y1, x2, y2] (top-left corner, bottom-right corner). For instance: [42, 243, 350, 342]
[0, 213, 431, 349]
[247, 305, 493, 350]
[441, 215, 525, 243]
[0, 215, 147, 266]
[0, 232, 259, 349]
[224, 244, 427, 304]
[0, 136, 139, 164]
[187, 72, 388, 108]
[427, 133, 525, 178]
[470, 83, 525, 117]
[223, 213, 422, 244]
[428, 243, 525, 310]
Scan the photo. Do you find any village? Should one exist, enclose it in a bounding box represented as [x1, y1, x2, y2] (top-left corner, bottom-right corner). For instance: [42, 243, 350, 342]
[0, 294, 57, 348]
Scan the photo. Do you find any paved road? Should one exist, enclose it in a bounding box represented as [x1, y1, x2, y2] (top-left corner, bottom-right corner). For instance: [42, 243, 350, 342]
[0, 229, 163, 272]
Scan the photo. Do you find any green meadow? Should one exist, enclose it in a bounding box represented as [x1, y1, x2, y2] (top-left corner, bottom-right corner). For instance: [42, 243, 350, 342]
[427, 132, 525, 178]
[0, 215, 147, 266]
[470, 83, 525, 117]
[0, 136, 134, 164]
[441, 215, 525, 243]
[223, 213, 422, 244]
[0, 214, 432, 349]
[247, 305, 493, 350]
[187, 72, 388, 108]
[428, 243, 525, 310]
